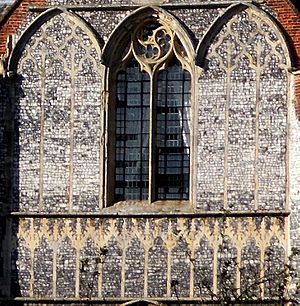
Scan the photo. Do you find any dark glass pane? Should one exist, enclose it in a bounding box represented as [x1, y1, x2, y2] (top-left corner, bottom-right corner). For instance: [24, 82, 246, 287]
[115, 60, 150, 201]
[155, 61, 191, 200]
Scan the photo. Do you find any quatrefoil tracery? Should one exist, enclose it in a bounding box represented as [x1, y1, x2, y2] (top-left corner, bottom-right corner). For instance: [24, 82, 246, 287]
[121, 21, 190, 75]
[136, 22, 173, 62]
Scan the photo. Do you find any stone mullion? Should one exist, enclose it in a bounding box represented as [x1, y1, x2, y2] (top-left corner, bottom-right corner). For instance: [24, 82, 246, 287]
[99, 87, 107, 209]
[97, 259, 103, 298]
[51, 221, 61, 298]
[260, 218, 269, 300]
[75, 247, 80, 298]
[188, 219, 197, 298]
[143, 219, 152, 297]
[284, 216, 290, 269]
[166, 220, 177, 297]
[259, 245, 266, 300]
[235, 246, 241, 297]
[212, 240, 218, 296]
[212, 219, 219, 295]
[193, 69, 200, 206]
[254, 46, 263, 211]
[143, 246, 149, 297]
[29, 249, 35, 297]
[121, 246, 127, 297]
[68, 44, 76, 213]
[166, 248, 172, 297]
[38, 52, 46, 212]
[95, 222, 104, 298]
[75, 218, 82, 298]
[52, 244, 58, 298]
[224, 56, 233, 210]
[28, 219, 37, 297]
[149, 74, 156, 203]
[286, 70, 293, 211]
[236, 218, 250, 281]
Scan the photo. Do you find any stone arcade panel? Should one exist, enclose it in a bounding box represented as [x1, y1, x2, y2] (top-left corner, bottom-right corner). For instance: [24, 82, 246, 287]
[14, 216, 286, 299]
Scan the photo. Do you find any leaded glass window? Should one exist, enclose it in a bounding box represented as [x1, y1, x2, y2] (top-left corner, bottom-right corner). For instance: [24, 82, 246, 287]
[115, 61, 150, 201]
[112, 21, 192, 202]
[156, 62, 191, 200]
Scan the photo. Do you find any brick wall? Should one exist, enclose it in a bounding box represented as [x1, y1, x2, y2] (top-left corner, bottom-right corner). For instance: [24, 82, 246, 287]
[0, 0, 45, 55]
[266, 0, 300, 67]
[265, 0, 300, 116]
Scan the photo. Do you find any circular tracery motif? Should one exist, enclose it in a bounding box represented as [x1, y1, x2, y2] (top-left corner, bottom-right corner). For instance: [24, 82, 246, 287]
[135, 22, 173, 62]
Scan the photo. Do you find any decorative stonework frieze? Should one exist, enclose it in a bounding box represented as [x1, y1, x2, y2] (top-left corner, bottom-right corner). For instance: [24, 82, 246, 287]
[13, 216, 287, 299]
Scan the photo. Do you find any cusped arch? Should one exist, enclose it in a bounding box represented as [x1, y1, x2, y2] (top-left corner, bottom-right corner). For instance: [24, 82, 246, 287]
[102, 6, 196, 67]
[196, 3, 292, 68]
[8, 7, 102, 72]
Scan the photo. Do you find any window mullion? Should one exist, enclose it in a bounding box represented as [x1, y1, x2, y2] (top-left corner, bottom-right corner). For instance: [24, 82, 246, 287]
[148, 73, 156, 203]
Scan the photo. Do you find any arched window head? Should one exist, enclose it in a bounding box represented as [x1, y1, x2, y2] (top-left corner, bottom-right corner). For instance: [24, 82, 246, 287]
[109, 19, 193, 204]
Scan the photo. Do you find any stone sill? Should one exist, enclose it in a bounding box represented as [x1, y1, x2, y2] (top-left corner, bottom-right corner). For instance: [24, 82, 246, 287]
[7, 208, 290, 218]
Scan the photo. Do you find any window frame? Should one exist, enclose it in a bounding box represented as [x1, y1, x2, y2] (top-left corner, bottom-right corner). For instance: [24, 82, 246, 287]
[104, 18, 196, 207]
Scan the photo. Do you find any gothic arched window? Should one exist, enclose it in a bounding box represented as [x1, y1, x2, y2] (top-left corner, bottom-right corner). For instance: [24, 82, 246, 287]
[108, 21, 192, 203]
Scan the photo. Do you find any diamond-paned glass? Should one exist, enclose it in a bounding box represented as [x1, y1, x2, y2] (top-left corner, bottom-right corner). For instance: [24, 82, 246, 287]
[156, 62, 191, 200]
[115, 61, 150, 201]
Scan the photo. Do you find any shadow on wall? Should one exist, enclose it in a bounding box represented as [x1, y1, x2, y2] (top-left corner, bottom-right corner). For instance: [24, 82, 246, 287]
[0, 75, 21, 301]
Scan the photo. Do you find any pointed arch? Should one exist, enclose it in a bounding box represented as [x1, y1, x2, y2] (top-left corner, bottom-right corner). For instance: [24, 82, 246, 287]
[8, 7, 102, 72]
[196, 3, 292, 68]
[102, 6, 196, 68]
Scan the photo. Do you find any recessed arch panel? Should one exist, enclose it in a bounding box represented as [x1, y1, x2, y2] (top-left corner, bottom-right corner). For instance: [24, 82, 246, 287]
[8, 8, 102, 72]
[196, 5, 290, 212]
[13, 9, 103, 212]
[196, 3, 292, 68]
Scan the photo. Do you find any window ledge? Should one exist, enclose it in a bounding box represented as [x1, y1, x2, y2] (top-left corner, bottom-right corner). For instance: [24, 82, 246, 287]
[103, 200, 192, 214]
[6, 204, 290, 218]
